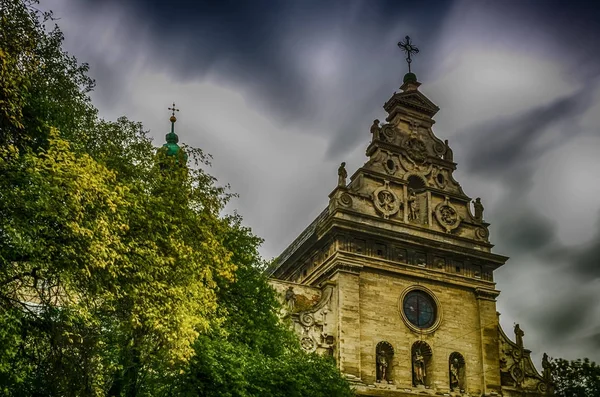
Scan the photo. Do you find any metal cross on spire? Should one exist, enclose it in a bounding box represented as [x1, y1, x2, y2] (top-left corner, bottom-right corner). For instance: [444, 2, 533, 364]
[397, 36, 419, 73]
[168, 102, 179, 118]
[168, 102, 179, 134]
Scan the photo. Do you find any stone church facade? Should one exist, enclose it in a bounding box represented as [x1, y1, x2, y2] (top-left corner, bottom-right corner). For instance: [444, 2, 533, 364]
[268, 72, 552, 396]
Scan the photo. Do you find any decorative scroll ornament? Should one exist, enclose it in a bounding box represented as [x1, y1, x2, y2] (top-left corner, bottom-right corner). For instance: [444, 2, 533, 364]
[373, 182, 401, 219]
[299, 312, 315, 327]
[338, 192, 353, 208]
[475, 227, 489, 241]
[381, 124, 397, 142]
[434, 196, 461, 233]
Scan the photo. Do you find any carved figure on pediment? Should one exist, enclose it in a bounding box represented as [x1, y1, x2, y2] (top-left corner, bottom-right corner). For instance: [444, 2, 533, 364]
[542, 352, 552, 382]
[407, 189, 419, 222]
[338, 162, 347, 187]
[285, 286, 296, 311]
[413, 349, 426, 385]
[473, 197, 484, 221]
[377, 350, 389, 382]
[444, 139, 454, 162]
[370, 119, 381, 141]
[515, 323, 524, 350]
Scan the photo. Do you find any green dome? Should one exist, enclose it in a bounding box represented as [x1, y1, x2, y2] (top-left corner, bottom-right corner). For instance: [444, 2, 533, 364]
[163, 131, 180, 156]
[403, 72, 417, 83]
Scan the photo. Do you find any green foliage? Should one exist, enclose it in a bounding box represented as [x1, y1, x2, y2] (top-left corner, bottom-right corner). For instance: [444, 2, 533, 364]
[550, 357, 600, 397]
[0, 1, 352, 396]
[174, 215, 353, 397]
[0, 0, 96, 151]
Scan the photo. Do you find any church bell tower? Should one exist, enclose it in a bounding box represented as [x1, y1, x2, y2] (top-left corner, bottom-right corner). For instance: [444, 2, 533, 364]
[269, 37, 551, 397]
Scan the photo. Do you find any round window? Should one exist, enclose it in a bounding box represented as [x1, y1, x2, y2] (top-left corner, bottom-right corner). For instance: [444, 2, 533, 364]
[402, 290, 437, 329]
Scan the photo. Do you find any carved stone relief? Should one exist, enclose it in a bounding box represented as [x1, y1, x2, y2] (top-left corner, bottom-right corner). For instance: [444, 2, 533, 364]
[288, 284, 335, 355]
[372, 181, 401, 219]
[434, 196, 461, 233]
[380, 124, 397, 143]
[498, 323, 551, 394]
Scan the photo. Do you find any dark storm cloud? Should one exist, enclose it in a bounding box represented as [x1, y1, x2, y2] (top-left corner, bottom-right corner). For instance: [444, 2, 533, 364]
[79, 0, 452, 132]
[530, 288, 598, 342]
[497, 208, 556, 254]
[544, 213, 600, 280]
[459, 86, 594, 179]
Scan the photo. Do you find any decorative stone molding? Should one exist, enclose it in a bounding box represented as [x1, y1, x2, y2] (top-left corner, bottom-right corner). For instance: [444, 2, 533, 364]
[289, 283, 335, 354]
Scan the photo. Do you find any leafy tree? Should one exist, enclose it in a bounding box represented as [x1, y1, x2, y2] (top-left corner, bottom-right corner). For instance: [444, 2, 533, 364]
[0, 0, 96, 152]
[175, 215, 353, 397]
[550, 357, 600, 397]
[0, 1, 352, 396]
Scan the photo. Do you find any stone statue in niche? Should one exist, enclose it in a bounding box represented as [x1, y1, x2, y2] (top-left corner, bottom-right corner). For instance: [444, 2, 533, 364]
[377, 350, 389, 382]
[285, 286, 296, 311]
[444, 139, 454, 162]
[473, 197, 484, 221]
[338, 162, 347, 187]
[370, 119, 381, 141]
[407, 189, 419, 222]
[413, 349, 426, 386]
[450, 358, 460, 391]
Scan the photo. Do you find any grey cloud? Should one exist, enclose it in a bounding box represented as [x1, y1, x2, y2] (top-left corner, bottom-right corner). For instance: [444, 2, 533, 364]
[529, 287, 599, 343]
[459, 87, 594, 179]
[497, 208, 556, 254]
[545, 213, 600, 280]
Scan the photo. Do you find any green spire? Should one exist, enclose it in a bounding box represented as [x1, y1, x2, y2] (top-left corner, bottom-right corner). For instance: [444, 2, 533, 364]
[163, 103, 181, 157]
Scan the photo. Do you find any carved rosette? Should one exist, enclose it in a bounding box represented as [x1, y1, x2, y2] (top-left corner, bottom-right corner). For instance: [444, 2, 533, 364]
[434, 196, 461, 233]
[300, 336, 317, 352]
[373, 182, 401, 219]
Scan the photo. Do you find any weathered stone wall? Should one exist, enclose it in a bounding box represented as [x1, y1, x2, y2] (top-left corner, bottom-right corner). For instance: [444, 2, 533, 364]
[356, 268, 491, 395]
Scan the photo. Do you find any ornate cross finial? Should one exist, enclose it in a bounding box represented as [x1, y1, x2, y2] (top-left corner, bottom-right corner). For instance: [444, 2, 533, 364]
[168, 102, 179, 118]
[168, 102, 179, 134]
[397, 36, 419, 73]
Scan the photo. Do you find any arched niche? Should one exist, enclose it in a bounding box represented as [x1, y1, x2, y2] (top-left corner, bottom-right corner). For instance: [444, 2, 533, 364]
[449, 352, 466, 392]
[376, 341, 394, 383]
[411, 341, 433, 387]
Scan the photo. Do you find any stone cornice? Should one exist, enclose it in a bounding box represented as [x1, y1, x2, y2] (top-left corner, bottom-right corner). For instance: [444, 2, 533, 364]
[309, 252, 498, 291]
[320, 211, 507, 264]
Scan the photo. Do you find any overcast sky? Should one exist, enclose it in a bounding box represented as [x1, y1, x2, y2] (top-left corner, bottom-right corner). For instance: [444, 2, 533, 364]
[44, 0, 600, 366]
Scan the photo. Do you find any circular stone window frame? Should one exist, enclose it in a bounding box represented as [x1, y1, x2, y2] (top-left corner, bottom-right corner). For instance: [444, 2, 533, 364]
[398, 285, 443, 335]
